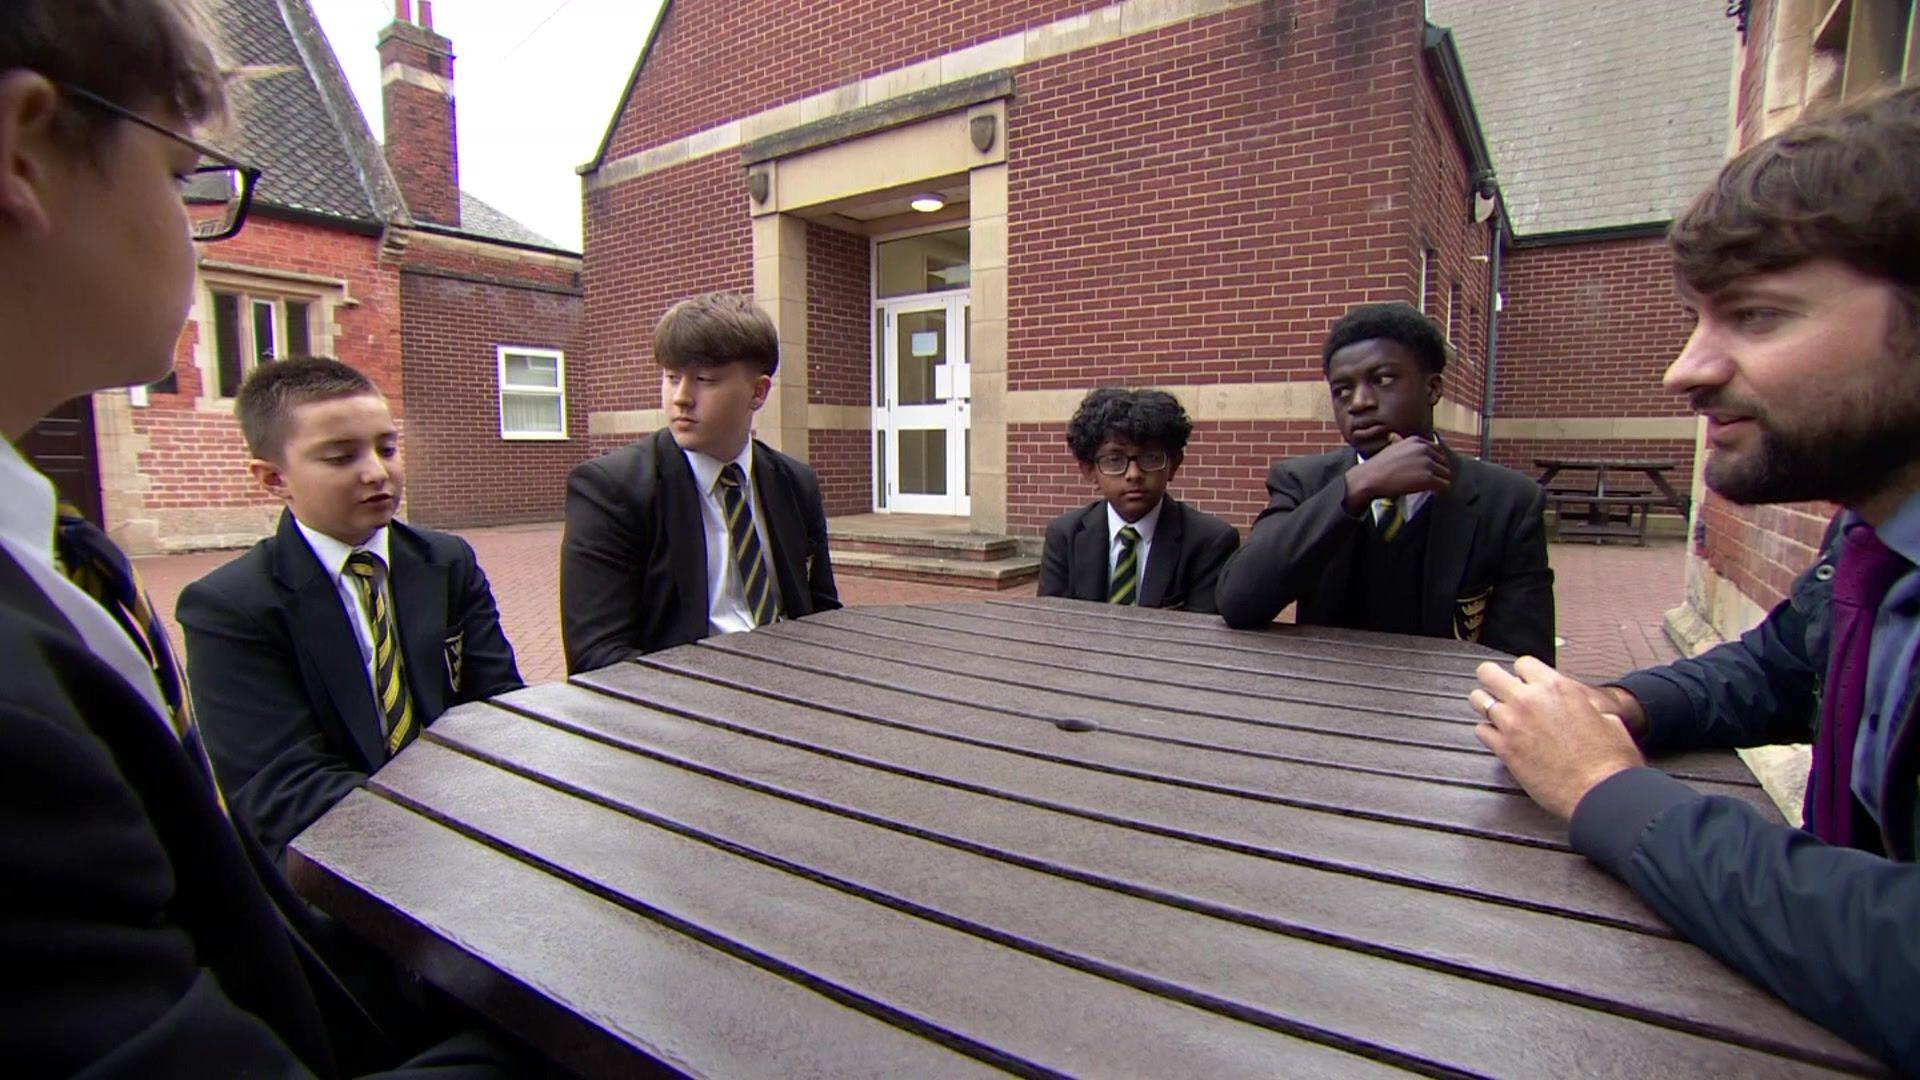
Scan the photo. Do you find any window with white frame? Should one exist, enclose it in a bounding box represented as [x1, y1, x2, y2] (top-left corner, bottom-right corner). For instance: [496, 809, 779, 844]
[498, 347, 567, 439]
[210, 289, 315, 397]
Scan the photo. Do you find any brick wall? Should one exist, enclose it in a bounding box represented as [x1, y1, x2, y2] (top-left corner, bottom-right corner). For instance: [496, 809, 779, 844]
[1701, 492, 1833, 605]
[1496, 237, 1695, 418]
[1410, 56, 1492, 411]
[398, 256, 585, 528]
[130, 216, 400, 523]
[810, 428, 873, 517]
[581, 152, 751, 435]
[1006, 2, 1426, 393]
[602, 0, 1112, 159]
[807, 222, 871, 408]
[587, 0, 1508, 540]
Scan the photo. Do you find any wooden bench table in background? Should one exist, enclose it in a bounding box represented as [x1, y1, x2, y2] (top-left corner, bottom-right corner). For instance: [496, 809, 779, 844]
[289, 598, 1878, 1077]
[1535, 458, 1692, 546]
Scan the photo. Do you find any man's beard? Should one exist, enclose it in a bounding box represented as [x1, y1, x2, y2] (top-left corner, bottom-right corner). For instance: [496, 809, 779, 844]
[1701, 386, 1920, 506]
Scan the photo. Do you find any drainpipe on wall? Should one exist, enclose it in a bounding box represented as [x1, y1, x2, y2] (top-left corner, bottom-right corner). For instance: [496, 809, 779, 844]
[1479, 211, 1504, 461]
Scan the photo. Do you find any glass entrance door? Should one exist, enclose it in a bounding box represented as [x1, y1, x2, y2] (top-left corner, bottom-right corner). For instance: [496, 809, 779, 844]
[878, 294, 970, 515]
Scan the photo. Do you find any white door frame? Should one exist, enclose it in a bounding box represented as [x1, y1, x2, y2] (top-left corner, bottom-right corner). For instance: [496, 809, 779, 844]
[875, 290, 970, 515]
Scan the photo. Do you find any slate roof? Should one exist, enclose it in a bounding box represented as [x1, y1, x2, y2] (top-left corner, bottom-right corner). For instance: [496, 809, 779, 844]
[1423, 1, 1735, 237]
[207, 0, 572, 252]
[453, 191, 566, 250]
[212, 0, 387, 224]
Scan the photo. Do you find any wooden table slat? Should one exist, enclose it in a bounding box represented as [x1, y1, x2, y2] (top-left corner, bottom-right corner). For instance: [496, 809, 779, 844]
[811, 606, 1481, 700]
[687, 632, 1784, 845]
[367, 740, 1413, 1078]
[287, 600, 1871, 1075]
[401, 712, 1863, 1076]
[893, 602, 1499, 683]
[571, 663, 1662, 930]
[442, 697, 1870, 1071]
[982, 596, 1506, 665]
[851, 605, 1762, 788]
[287, 789, 1007, 1079]
[801, 608, 1769, 798]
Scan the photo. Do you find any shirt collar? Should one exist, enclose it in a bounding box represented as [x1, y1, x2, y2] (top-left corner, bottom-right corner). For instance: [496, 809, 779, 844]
[1850, 490, 1920, 567]
[295, 518, 391, 580]
[1107, 496, 1164, 545]
[685, 441, 755, 497]
[0, 438, 58, 570]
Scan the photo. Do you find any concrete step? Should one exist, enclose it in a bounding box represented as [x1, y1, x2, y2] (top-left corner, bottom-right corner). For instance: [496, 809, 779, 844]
[829, 532, 1019, 561]
[829, 549, 1040, 590]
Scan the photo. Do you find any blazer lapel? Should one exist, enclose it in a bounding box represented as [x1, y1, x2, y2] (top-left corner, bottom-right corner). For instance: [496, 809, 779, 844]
[386, 524, 450, 721]
[268, 511, 386, 770]
[751, 441, 811, 616]
[1070, 502, 1110, 602]
[654, 429, 711, 643]
[1139, 498, 1183, 608]
[1422, 449, 1481, 638]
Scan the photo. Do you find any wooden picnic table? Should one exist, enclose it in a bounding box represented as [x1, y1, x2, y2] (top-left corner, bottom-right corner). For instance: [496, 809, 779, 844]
[288, 598, 1879, 1077]
[1535, 458, 1692, 546]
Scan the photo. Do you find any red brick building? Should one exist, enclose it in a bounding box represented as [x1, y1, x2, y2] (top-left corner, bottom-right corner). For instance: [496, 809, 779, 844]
[24, 0, 583, 554]
[1427, 1, 1733, 535]
[579, 0, 1504, 541]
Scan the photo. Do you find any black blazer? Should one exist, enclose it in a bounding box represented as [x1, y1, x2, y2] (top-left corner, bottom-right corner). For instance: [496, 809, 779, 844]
[1038, 497, 1241, 614]
[1215, 447, 1555, 661]
[178, 512, 523, 863]
[0, 547, 513, 1075]
[561, 428, 840, 673]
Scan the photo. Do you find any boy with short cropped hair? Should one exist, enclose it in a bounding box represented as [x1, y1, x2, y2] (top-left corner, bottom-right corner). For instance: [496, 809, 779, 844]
[561, 292, 839, 672]
[179, 357, 523, 863]
[1215, 302, 1555, 661]
[1039, 387, 1240, 613]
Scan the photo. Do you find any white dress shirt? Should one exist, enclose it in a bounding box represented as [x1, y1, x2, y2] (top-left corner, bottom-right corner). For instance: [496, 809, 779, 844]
[1106, 497, 1164, 603]
[684, 443, 777, 636]
[0, 438, 168, 722]
[295, 519, 392, 729]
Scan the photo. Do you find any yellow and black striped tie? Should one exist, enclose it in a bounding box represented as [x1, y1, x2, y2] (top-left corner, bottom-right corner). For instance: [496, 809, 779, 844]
[1108, 525, 1142, 605]
[55, 504, 227, 813]
[345, 551, 416, 757]
[718, 463, 781, 627]
[1375, 498, 1405, 543]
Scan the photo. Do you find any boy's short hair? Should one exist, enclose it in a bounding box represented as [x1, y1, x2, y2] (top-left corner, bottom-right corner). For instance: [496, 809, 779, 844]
[2, 0, 228, 154]
[235, 357, 381, 462]
[1670, 82, 1920, 324]
[1321, 302, 1449, 375]
[654, 293, 780, 377]
[1065, 388, 1193, 465]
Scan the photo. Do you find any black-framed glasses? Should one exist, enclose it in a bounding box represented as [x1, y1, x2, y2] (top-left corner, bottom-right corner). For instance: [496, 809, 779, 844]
[57, 83, 262, 242]
[1095, 449, 1171, 476]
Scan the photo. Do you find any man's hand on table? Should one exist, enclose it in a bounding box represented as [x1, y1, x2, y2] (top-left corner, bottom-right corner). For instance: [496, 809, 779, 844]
[1468, 656, 1649, 821]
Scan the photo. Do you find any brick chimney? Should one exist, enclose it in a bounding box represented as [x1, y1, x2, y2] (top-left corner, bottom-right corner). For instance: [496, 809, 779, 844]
[378, 0, 459, 227]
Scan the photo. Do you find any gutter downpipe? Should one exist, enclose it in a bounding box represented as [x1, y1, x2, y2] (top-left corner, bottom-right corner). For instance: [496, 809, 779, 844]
[1479, 212, 1503, 461]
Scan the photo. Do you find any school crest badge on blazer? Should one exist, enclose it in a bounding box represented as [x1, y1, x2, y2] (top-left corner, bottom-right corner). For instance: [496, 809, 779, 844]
[1454, 588, 1491, 644]
[443, 630, 465, 689]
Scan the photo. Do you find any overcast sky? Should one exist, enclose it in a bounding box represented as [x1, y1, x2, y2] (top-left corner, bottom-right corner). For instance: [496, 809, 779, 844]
[309, 0, 666, 251]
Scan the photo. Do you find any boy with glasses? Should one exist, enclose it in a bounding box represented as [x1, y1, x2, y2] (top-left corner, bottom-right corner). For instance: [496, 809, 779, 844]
[1215, 302, 1555, 660]
[1038, 388, 1240, 613]
[0, 2, 512, 1071]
